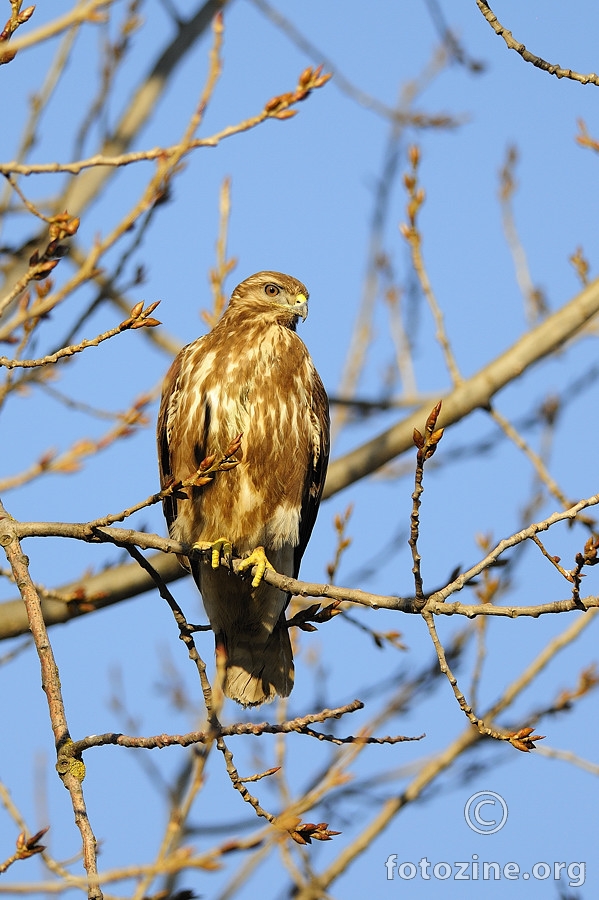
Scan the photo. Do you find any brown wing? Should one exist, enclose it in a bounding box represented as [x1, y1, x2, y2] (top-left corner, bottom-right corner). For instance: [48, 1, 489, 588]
[293, 368, 330, 577]
[156, 348, 186, 537]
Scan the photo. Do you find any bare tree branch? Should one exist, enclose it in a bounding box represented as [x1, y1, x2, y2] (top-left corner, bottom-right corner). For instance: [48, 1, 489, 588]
[2, 489, 599, 641]
[1, 0, 115, 59]
[0, 501, 102, 898]
[476, 0, 599, 85]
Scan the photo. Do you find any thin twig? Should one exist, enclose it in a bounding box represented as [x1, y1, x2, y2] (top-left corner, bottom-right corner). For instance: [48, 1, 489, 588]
[85, 437, 242, 531]
[0, 66, 331, 179]
[204, 175, 236, 328]
[535, 745, 599, 776]
[498, 145, 546, 323]
[400, 146, 462, 385]
[0, 302, 160, 369]
[0, 394, 152, 493]
[68, 701, 412, 754]
[476, 0, 599, 86]
[487, 404, 571, 511]
[529, 534, 573, 581]
[1, 0, 115, 58]
[250, 0, 463, 127]
[422, 610, 513, 742]
[409, 401, 444, 604]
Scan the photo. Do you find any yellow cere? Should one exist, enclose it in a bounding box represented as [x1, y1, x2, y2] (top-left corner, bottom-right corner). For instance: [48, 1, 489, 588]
[296, 293, 307, 304]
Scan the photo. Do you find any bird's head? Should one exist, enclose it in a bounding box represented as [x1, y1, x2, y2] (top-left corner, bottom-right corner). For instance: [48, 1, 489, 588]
[228, 271, 309, 328]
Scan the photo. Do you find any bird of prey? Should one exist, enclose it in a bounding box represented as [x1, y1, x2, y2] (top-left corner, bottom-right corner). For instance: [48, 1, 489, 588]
[157, 271, 329, 706]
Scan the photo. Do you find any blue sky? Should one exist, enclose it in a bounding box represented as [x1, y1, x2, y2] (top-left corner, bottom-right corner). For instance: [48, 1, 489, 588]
[1, 1, 599, 897]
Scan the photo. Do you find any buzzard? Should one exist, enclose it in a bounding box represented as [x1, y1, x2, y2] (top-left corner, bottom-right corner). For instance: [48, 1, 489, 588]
[157, 271, 330, 706]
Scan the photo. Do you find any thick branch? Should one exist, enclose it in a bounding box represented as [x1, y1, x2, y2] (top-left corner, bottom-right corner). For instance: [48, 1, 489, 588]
[324, 276, 599, 496]
[0, 551, 184, 640]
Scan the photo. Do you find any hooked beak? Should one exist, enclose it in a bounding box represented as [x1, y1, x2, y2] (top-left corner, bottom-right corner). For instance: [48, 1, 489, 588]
[293, 292, 308, 320]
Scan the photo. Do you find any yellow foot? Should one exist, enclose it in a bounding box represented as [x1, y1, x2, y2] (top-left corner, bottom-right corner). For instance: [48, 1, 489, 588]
[193, 536, 232, 569]
[237, 546, 275, 588]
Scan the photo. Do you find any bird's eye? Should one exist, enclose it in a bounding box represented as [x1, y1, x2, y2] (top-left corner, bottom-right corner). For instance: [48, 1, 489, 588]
[264, 284, 280, 297]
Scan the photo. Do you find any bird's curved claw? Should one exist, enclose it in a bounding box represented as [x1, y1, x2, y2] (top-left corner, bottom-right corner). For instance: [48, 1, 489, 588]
[193, 536, 233, 569]
[237, 546, 275, 588]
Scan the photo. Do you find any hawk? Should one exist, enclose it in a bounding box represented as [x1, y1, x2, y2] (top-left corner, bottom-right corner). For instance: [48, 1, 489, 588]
[157, 271, 330, 707]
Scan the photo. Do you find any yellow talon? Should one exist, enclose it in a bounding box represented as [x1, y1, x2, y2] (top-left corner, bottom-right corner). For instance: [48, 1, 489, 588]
[193, 537, 232, 568]
[237, 546, 275, 588]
